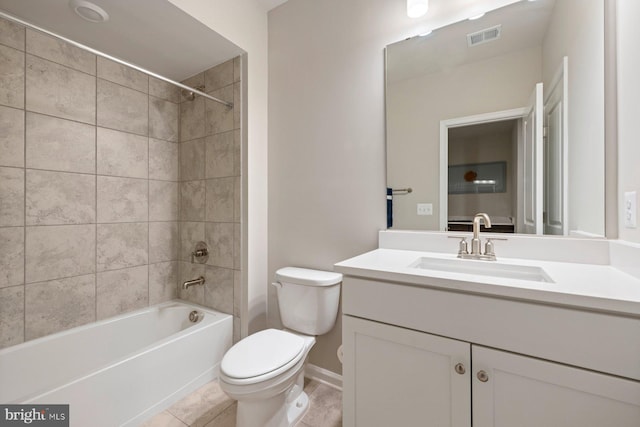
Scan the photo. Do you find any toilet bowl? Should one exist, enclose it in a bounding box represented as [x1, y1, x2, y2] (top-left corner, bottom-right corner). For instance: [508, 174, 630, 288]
[219, 267, 342, 427]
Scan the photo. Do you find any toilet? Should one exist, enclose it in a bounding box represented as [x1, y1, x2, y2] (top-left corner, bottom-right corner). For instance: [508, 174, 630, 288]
[219, 267, 342, 427]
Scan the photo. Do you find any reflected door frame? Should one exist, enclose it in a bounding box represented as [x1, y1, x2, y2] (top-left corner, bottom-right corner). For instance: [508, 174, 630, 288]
[439, 108, 528, 232]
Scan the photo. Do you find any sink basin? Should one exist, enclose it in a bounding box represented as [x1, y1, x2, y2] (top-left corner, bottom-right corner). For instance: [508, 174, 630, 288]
[409, 257, 553, 283]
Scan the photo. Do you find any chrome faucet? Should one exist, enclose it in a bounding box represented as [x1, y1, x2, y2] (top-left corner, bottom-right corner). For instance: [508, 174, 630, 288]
[449, 213, 506, 261]
[182, 276, 205, 290]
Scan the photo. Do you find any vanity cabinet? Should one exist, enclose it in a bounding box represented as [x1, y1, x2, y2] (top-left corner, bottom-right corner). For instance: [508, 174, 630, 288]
[341, 277, 640, 427]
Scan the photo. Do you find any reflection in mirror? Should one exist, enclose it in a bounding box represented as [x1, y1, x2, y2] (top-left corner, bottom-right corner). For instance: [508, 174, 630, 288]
[386, 0, 605, 236]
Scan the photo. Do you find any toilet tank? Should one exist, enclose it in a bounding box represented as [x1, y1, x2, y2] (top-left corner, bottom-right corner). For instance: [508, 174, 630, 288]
[273, 267, 342, 335]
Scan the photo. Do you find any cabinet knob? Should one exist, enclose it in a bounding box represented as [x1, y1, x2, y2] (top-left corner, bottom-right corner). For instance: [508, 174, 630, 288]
[477, 370, 489, 382]
[454, 363, 466, 375]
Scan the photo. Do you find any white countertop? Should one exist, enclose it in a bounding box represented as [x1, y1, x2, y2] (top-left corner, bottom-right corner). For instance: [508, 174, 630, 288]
[335, 248, 640, 317]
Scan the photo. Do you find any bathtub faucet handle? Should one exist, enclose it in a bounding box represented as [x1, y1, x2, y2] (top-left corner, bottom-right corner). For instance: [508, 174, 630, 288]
[191, 241, 209, 264]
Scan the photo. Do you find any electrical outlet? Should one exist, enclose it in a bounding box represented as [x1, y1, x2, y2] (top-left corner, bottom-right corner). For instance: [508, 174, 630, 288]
[417, 203, 433, 216]
[625, 191, 637, 228]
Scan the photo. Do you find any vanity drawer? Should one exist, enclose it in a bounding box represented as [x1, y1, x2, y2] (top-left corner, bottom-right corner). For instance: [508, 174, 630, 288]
[342, 276, 640, 381]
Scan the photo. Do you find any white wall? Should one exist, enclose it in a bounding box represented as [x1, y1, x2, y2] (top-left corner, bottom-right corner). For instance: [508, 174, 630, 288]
[542, 0, 605, 237]
[616, 0, 640, 243]
[387, 47, 542, 230]
[168, 0, 269, 334]
[268, 0, 520, 375]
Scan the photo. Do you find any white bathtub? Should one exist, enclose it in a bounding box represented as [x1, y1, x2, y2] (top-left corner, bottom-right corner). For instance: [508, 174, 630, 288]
[0, 301, 233, 426]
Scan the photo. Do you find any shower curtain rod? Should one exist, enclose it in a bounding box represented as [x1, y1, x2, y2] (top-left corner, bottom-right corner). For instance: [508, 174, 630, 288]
[0, 10, 234, 109]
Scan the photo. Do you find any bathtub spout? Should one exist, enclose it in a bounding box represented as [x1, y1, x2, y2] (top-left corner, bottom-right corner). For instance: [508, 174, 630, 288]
[182, 276, 205, 290]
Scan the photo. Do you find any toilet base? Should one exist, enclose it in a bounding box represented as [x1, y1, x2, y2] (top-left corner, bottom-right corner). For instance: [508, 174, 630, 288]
[234, 370, 310, 427]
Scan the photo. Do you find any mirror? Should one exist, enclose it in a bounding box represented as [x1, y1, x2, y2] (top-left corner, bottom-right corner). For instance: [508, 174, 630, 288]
[386, 0, 605, 236]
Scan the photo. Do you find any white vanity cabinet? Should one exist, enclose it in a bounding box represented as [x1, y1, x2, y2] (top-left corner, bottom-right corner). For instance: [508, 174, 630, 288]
[341, 277, 640, 427]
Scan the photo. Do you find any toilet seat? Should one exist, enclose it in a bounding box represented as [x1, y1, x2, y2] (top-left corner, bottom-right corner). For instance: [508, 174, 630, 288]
[220, 329, 306, 386]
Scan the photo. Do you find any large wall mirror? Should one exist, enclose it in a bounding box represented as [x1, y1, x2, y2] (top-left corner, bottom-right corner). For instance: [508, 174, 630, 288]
[386, 0, 605, 236]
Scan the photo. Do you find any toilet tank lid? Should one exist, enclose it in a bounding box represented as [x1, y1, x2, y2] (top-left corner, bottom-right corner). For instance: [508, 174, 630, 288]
[275, 267, 343, 287]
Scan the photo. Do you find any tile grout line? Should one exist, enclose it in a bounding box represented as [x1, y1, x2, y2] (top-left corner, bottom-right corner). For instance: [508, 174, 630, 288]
[22, 29, 27, 344]
[94, 53, 98, 322]
[147, 75, 151, 307]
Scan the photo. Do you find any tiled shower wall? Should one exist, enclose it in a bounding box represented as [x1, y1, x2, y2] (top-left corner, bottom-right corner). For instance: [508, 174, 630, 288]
[0, 16, 243, 348]
[177, 60, 242, 342]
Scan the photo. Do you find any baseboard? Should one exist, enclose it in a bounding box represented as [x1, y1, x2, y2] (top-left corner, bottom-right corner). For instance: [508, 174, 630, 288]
[305, 363, 342, 391]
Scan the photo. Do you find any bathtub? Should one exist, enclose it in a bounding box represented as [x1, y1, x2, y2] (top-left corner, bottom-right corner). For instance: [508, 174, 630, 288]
[0, 301, 233, 426]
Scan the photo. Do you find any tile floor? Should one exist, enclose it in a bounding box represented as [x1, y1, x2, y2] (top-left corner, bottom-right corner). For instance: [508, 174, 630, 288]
[141, 378, 342, 427]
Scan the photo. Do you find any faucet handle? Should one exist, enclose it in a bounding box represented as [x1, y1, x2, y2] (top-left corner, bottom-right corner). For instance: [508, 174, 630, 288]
[448, 235, 469, 256]
[484, 237, 507, 257]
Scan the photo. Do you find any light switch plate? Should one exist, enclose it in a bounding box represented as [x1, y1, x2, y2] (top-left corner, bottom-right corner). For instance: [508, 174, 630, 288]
[417, 203, 433, 216]
[624, 191, 637, 228]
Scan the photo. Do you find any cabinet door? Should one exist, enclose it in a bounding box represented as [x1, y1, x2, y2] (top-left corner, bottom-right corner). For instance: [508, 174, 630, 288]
[342, 316, 471, 427]
[473, 346, 640, 427]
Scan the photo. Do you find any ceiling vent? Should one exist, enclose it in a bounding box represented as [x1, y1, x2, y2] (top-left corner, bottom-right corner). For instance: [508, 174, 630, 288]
[467, 24, 502, 47]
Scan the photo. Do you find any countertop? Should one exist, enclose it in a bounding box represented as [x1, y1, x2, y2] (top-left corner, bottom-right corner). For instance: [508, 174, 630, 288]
[335, 248, 640, 317]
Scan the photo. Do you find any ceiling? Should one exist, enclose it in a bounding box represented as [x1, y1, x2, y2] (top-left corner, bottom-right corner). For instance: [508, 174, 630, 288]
[0, 0, 244, 81]
[256, 0, 289, 11]
[387, 0, 556, 83]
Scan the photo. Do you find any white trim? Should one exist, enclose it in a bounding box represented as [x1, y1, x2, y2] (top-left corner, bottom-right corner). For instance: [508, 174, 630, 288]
[305, 363, 343, 391]
[569, 230, 605, 238]
[439, 108, 528, 231]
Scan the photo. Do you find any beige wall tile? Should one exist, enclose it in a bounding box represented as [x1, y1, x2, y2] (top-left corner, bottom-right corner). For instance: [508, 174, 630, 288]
[149, 261, 178, 305]
[97, 79, 148, 135]
[233, 56, 241, 83]
[233, 82, 240, 130]
[206, 177, 234, 222]
[26, 170, 95, 225]
[24, 274, 95, 340]
[26, 113, 95, 173]
[0, 105, 24, 167]
[180, 97, 205, 141]
[179, 222, 204, 262]
[180, 180, 205, 222]
[0, 18, 25, 51]
[97, 57, 147, 92]
[26, 55, 95, 124]
[205, 132, 234, 179]
[180, 139, 205, 181]
[97, 222, 148, 272]
[0, 285, 24, 349]
[149, 77, 180, 103]
[97, 265, 148, 319]
[150, 97, 179, 142]
[150, 180, 178, 221]
[204, 60, 233, 93]
[205, 85, 234, 135]
[233, 270, 241, 317]
[203, 266, 233, 314]
[0, 227, 23, 288]
[26, 29, 95, 75]
[25, 224, 95, 283]
[233, 130, 241, 176]
[0, 44, 24, 108]
[178, 261, 205, 305]
[205, 222, 234, 268]
[97, 127, 148, 179]
[234, 223, 241, 270]
[0, 167, 24, 227]
[97, 176, 148, 223]
[149, 138, 178, 181]
[149, 221, 178, 263]
[234, 177, 241, 222]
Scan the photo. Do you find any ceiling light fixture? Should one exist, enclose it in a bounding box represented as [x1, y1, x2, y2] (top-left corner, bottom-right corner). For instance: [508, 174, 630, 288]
[407, 0, 429, 18]
[69, 0, 109, 23]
